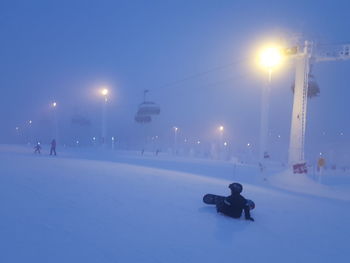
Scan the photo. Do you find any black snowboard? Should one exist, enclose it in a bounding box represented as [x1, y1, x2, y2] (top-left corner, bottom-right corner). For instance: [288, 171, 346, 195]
[203, 194, 225, 205]
[203, 194, 255, 210]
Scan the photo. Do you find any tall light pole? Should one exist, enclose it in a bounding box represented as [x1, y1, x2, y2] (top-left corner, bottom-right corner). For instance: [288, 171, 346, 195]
[218, 125, 224, 145]
[111, 136, 115, 150]
[28, 120, 33, 144]
[173, 126, 178, 155]
[218, 125, 224, 159]
[100, 88, 109, 145]
[15, 126, 21, 143]
[51, 101, 58, 141]
[258, 46, 282, 161]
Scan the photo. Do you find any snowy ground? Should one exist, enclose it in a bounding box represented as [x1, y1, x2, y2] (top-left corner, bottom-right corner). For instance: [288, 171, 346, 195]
[0, 145, 349, 263]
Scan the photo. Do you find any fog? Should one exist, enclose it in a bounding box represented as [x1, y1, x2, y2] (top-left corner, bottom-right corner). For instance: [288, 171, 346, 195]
[1, 0, 350, 165]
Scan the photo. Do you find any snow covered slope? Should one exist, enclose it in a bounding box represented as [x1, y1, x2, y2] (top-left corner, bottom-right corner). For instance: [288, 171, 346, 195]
[0, 145, 349, 263]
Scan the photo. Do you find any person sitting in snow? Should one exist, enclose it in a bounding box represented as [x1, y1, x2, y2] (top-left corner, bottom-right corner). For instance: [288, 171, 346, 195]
[34, 143, 41, 154]
[216, 182, 255, 221]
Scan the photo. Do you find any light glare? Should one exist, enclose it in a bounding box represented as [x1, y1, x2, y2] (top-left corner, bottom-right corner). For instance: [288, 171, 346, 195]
[101, 88, 109, 96]
[259, 46, 282, 69]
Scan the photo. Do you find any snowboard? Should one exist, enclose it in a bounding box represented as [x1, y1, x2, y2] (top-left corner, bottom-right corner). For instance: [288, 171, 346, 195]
[203, 194, 255, 210]
[203, 194, 225, 205]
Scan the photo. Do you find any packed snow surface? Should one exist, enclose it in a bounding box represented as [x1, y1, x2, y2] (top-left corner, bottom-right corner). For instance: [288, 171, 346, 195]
[0, 145, 349, 262]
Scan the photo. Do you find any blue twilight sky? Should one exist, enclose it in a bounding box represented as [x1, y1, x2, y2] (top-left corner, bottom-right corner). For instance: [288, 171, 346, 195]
[0, 0, 349, 161]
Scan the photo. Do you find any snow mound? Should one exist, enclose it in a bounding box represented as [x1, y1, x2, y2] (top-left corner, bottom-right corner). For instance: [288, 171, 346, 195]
[268, 170, 350, 201]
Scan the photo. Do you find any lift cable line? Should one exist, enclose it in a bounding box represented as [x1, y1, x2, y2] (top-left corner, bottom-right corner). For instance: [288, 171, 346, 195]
[157, 57, 248, 89]
[184, 71, 251, 91]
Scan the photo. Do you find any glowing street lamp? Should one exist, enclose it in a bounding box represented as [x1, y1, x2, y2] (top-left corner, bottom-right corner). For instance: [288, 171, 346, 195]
[112, 136, 115, 150]
[218, 125, 224, 142]
[217, 125, 225, 158]
[259, 46, 282, 76]
[173, 126, 178, 155]
[28, 120, 33, 144]
[258, 45, 283, 161]
[51, 101, 58, 141]
[100, 87, 109, 145]
[101, 88, 109, 99]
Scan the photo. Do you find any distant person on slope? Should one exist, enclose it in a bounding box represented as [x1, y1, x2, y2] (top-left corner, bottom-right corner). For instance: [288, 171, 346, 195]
[216, 183, 255, 221]
[34, 143, 41, 154]
[50, 139, 57, 156]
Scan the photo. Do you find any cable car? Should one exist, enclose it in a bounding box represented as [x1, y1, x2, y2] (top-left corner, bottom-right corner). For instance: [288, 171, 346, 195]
[134, 114, 152, 123]
[137, 101, 160, 116]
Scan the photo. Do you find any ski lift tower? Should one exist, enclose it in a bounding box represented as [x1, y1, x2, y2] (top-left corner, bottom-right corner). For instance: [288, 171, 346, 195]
[288, 41, 350, 168]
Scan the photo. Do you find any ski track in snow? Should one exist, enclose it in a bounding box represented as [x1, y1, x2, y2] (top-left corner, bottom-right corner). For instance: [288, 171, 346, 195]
[0, 145, 349, 263]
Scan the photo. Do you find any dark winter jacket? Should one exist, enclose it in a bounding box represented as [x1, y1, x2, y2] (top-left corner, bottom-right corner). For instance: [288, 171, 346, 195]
[216, 193, 253, 220]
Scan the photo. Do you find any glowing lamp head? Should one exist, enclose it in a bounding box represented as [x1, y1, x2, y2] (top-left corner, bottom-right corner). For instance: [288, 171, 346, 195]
[174, 126, 178, 132]
[259, 46, 282, 69]
[219, 126, 224, 132]
[101, 88, 109, 96]
[52, 102, 57, 107]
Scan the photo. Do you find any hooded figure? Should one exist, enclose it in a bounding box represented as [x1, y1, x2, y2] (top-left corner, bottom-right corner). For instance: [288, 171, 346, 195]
[216, 183, 254, 221]
[34, 143, 41, 154]
[50, 139, 57, 156]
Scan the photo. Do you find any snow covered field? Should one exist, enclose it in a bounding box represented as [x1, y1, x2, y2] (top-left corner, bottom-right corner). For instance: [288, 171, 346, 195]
[0, 145, 349, 263]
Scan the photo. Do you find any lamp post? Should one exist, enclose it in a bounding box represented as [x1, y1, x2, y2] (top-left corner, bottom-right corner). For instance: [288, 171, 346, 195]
[218, 125, 224, 143]
[258, 46, 282, 161]
[218, 125, 224, 159]
[15, 126, 20, 143]
[28, 120, 33, 145]
[173, 126, 178, 155]
[100, 88, 109, 145]
[51, 101, 58, 141]
[218, 124, 224, 145]
[112, 136, 115, 150]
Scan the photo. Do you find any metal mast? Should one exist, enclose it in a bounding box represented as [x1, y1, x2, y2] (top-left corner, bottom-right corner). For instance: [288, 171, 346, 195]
[288, 41, 312, 165]
[288, 41, 350, 166]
